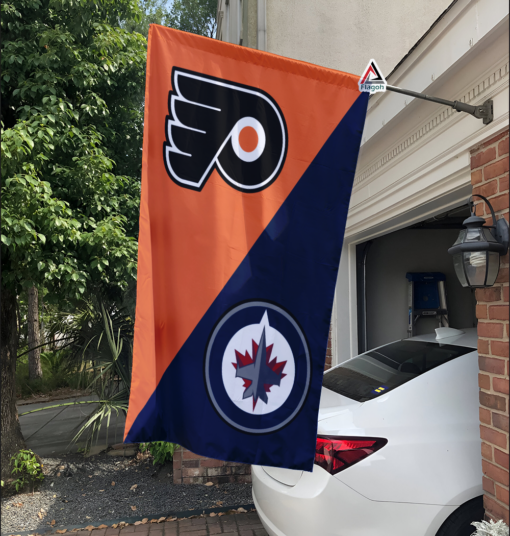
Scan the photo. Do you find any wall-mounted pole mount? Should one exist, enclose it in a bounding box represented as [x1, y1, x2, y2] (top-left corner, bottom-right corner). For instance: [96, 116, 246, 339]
[386, 85, 493, 125]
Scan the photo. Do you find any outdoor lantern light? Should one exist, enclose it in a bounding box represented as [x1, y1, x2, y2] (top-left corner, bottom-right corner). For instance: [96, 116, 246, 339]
[448, 195, 509, 288]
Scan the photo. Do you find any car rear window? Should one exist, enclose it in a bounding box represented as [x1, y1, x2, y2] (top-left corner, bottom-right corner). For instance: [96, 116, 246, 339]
[322, 340, 473, 402]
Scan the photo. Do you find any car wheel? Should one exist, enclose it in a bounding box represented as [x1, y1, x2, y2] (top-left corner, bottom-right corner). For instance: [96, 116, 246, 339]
[436, 496, 484, 536]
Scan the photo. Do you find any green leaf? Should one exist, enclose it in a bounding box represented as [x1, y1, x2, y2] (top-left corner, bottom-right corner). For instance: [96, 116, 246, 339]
[37, 234, 46, 244]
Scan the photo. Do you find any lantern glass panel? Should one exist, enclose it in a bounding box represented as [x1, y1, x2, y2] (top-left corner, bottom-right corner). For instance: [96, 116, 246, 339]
[453, 253, 468, 287]
[482, 228, 499, 244]
[464, 251, 487, 287]
[485, 251, 500, 286]
[465, 229, 483, 242]
[453, 230, 466, 246]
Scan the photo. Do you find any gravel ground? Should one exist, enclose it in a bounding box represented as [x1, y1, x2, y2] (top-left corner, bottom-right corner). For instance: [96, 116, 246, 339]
[1, 453, 253, 534]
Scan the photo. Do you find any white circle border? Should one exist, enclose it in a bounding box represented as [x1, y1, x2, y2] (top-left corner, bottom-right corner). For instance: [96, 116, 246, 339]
[230, 117, 266, 163]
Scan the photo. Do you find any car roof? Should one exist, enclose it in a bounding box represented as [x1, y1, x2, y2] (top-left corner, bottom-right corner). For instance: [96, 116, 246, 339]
[408, 327, 478, 349]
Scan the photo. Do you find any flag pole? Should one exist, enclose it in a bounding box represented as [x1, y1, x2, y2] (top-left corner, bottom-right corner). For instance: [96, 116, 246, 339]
[385, 85, 493, 125]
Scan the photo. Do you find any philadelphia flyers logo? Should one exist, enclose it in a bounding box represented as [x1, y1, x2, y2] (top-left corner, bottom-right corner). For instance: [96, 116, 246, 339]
[164, 68, 288, 193]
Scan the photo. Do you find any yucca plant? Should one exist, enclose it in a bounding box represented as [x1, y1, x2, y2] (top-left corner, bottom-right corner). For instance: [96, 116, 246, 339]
[71, 303, 133, 449]
[20, 298, 134, 450]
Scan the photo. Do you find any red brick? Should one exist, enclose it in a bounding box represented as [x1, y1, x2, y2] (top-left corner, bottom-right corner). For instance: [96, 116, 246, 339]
[485, 158, 510, 181]
[182, 467, 206, 477]
[479, 373, 491, 390]
[496, 484, 509, 506]
[472, 147, 497, 169]
[480, 132, 508, 149]
[494, 377, 510, 395]
[471, 169, 483, 185]
[200, 459, 224, 468]
[492, 412, 509, 433]
[478, 322, 504, 339]
[503, 286, 509, 302]
[491, 341, 510, 358]
[500, 174, 509, 193]
[499, 138, 509, 157]
[482, 459, 510, 486]
[483, 475, 496, 494]
[182, 450, 207, 460]
[474, 180, 499, 198]
[470, 169, 484, 185]
[477, 305, 488, 319]
[480, 392, 507, 411]
[482, 441, 493, 460]
[478, 339, 490, 355]
[496, 268, 509, 284]
[182, 460, 200, 469]
[476, 287, 502, 302]
[480, 425, 508, 449]
[495, 448, 510, 470]
[480, 406, 492, 424]
[479, 356, 507, 374]
[484, 494, 510, 525]
[489, 306, 509, 321]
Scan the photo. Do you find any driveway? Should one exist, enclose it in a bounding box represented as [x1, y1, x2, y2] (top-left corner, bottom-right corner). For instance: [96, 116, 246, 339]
[17, 395, 126, 456]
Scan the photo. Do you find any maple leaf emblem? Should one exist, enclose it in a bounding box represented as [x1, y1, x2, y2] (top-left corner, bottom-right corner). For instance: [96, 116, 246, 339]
[232, 326, 287, 410]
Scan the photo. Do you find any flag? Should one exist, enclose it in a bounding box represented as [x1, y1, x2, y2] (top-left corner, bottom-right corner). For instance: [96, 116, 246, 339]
[124, 25, 368, 471]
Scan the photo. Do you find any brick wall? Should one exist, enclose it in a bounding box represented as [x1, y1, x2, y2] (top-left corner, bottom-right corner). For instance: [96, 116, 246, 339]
[325, 325, 333, 371]
[471, 130, 509, 524]
[173, 448, 251, 485]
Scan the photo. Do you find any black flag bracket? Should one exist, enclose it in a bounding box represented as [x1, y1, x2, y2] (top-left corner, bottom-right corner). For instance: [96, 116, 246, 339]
[386, 85, 494, 125]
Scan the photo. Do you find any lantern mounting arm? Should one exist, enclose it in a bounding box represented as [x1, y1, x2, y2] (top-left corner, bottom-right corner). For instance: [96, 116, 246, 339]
[467, 194, 509, 255]
[385, 85, 494, 125]
[469, 194, 497, 228]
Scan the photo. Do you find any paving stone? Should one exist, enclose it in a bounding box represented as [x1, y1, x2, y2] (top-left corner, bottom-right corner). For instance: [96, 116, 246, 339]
[178, 525, 207, 534]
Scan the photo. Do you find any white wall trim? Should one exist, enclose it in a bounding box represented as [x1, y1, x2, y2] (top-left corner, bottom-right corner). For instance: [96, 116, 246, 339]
[355, 60, 509, 190]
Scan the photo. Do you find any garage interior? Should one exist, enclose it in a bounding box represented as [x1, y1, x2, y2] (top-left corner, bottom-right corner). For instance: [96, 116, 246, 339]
[356, 204, 478, 353]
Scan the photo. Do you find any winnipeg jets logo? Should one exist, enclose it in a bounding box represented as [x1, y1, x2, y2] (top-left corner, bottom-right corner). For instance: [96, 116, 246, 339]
[164, 68, 287, 193]
[205, 301, 310, 434]
[230, 312, 291, 413]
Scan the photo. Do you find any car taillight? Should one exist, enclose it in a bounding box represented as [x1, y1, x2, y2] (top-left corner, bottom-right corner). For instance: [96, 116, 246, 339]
[314, 436, 387, 475]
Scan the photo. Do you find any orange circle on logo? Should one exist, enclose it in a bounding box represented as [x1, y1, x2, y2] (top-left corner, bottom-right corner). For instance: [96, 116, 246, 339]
[239, 126, 258, 153]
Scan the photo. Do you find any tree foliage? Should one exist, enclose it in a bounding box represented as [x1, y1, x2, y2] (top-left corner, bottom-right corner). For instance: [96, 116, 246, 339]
[1, 0, 147, 305]
[123, 0, 217, 39]
[166, 0, 217, 38]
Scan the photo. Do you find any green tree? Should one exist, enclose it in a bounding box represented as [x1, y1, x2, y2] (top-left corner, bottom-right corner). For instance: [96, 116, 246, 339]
[0, 0, 146, 479]
[166, 0, 217, 38]
[124, 0, 217, 39]
[123, 0, 172, 38]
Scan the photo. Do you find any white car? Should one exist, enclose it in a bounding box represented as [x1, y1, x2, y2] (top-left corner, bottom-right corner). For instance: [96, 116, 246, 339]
[252, 327, 483, 536]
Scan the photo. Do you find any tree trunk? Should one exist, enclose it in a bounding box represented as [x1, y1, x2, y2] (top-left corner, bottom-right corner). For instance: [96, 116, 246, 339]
[27, 285, 42, 380]
[1, 286, 26, 480]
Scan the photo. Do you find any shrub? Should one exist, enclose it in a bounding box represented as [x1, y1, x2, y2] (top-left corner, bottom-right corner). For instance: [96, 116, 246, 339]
[140, 442, 179, 465]
[10, 449, 44, 493]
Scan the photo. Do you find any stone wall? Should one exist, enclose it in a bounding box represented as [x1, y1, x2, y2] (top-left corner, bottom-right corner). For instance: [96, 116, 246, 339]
[471, 130, 509, 524]
[173, 448, 251, 485]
